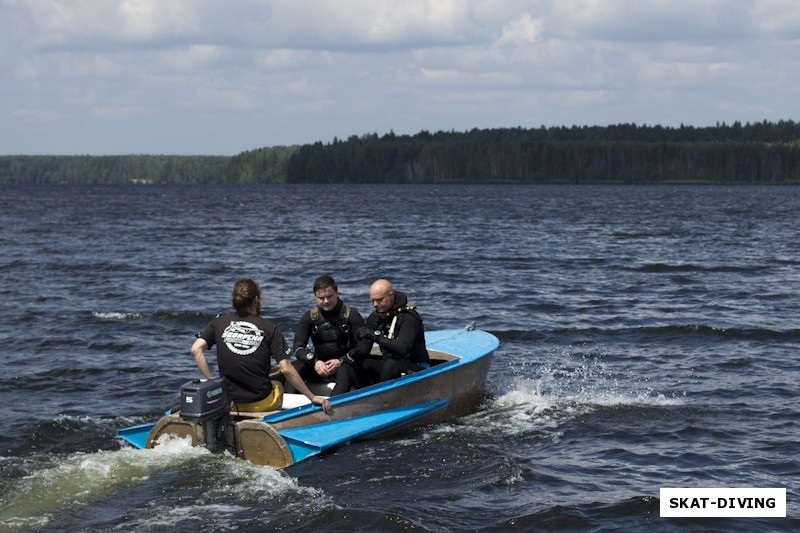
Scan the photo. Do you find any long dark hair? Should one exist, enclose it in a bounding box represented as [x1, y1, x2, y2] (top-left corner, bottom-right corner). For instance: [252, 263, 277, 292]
[232, 279, 261, 312]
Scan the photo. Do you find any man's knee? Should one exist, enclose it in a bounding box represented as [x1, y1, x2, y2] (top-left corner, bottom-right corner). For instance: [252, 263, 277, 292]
[379, 360, 404, 381]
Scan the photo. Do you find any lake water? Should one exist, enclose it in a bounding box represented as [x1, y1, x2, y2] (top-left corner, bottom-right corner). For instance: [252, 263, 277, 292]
[0, 184, 797, 532]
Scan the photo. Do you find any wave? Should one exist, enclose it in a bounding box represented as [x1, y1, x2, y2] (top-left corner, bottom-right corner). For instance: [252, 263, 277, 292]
[622, 324, 800, 341]
[490, 325, 800, 342]
[0, 436, 316, 532]
[505, 496, 660, 531]
[113, 451, 324, 532]
[485, 329, 547, 342]
[494, 372, 682, 413]
[92, 311, 143, 321]
[443, 358, 684, 448]
[91, 310, 214, 322]
[0, 437, 204, 530]
[634, 262, 764, 274]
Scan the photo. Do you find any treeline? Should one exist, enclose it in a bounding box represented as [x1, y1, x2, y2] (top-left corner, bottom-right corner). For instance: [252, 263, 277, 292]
[3, 121, 800, 184]
[0, 146, 300, 185]
[285, 121, 800, 184]
[0, 154, 232, 184]
[224, 145, 298, 183]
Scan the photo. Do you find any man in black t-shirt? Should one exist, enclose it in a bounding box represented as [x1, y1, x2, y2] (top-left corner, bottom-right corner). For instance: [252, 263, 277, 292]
[191, 278, 331, 414]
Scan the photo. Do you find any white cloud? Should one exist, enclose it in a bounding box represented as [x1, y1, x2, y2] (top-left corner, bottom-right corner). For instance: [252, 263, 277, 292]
[158, 45, 225, 71]
[255, 49, 311, 70]
[549, 0, 743, 41]
[5, 0, 494, 50]
[498, 13, 545, 45]
[751, 0, 800, 36]
[2, 0, 800, 154]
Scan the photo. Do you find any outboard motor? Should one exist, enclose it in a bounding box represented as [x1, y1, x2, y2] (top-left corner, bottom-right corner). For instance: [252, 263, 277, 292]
[179, 377, 231, 453]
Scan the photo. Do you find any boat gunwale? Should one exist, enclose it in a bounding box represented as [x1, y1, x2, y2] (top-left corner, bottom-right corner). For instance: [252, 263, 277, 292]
[261, 329, 498, 424]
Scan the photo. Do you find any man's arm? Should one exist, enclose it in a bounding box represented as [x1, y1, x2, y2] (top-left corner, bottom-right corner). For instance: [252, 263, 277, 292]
[375, 314, 417, 359]
[347, 309, 373, 359]
[190, 338, 214, 378]
[278, 359, 332, 414]
[291, 311, 313, 351]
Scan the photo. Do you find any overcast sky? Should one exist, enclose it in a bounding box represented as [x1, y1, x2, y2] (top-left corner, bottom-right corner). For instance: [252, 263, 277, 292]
[2, 1, 799, 155]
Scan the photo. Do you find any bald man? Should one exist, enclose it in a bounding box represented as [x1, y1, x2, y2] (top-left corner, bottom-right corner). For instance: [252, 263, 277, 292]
[356, 279, 430, 382]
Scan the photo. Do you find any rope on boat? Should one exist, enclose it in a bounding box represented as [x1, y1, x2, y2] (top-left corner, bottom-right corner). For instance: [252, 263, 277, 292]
[426, 323, 477, 347]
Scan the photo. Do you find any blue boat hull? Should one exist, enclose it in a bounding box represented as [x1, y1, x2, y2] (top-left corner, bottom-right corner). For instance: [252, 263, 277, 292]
[118, 328, 498, 468]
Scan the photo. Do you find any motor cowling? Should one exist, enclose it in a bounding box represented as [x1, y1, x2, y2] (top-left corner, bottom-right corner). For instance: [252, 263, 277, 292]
[180, 377, 228, 421]
[179, 377, 231, 453]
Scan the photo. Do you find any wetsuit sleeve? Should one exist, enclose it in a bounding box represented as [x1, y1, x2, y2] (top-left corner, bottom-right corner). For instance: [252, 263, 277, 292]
[365, 313, 380, 333]
[347, 308, 372, 359]
[291, 311, 312, 351]
[376, 313, 418, 360]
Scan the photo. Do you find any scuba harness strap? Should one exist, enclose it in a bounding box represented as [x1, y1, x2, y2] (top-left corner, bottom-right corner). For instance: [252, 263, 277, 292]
[307, 303, 352, 358]
[381, 305, 417, 339]
[310, 303, 351, 323]
[310, 303, 351, 337]
[382, 305, 416, 318]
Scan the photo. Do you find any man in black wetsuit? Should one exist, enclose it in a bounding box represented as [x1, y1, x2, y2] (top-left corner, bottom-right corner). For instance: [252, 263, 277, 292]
[356, 278, 430, 382]
[288, 274, 372, 396]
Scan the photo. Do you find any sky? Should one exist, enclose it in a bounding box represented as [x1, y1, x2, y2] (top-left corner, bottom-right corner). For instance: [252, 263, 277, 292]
[2, 0, 800, 156]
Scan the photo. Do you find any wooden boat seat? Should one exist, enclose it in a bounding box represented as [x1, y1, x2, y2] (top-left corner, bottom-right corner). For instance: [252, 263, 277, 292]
[231, 381, 334, 418]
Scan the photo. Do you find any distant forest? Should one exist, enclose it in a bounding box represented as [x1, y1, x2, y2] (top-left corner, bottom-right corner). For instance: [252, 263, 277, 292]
[3, 121, 800, 185]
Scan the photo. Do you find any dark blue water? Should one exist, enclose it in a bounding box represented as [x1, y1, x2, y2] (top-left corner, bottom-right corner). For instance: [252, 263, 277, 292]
[0, 184, 797, 532]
